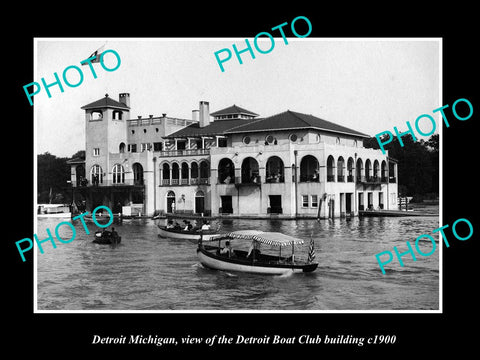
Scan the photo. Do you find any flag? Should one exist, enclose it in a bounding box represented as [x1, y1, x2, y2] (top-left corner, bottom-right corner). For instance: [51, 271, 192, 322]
[82, 45, 105, 65]
[307, 236, 316, 263]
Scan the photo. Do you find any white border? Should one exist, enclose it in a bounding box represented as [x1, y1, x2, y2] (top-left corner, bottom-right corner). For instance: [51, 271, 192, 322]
[33, 37, 443, 314]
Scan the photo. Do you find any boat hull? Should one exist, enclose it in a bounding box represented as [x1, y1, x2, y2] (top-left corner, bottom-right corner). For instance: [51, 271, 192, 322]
[158, 226, 219, 242]
[37, 212, 72, 218]
[196, 247, 318, 275]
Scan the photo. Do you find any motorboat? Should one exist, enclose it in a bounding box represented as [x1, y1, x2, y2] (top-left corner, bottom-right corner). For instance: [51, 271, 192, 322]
[93, 230, 121, 244]
[197, 230, 318, 275]
[37, 204, 71, 218]
[157, 215, 220, 242]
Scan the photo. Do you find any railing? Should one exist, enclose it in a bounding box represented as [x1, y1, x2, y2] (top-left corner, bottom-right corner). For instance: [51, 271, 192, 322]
[327, 175, 335, 182]
[337, 175, 345, 182]
[347, 175, 354, 182]
[218, 176, 235, 185]
[389, 176, 397, 183]
[238, 175, 261, 185]
[265, 175, 284, 183]
[160, 178, 210, 186]
[299, 175, 320, 183]
[156, 149, 210, 157]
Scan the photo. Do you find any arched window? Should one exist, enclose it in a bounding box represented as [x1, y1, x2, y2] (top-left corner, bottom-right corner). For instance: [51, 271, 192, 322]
[181, 162, 189, 185]
[365, 159, 372, 181]
[91, 164, 103, 185]
[381, 160, 387, 182]
[112, 164, 125, 184]
[119, 142, 126, 153]
[218, 158, 235, 184]
[347, 157, 355, 182]
[132, 163, 143, 185]
[171, 163, 179, 185]
[373, 160, 380, 181]
[299, 155, 319, 182]
[266, 156, 284, 183]
[356, 158, 364, 182]
[162, 163, 170, 185]
[337, 156, 345, 182]
[190, 162, 199, 184]
[200, 161, 209, 184]
[327, 155, 335, 182]
[241, 157, 260, 183]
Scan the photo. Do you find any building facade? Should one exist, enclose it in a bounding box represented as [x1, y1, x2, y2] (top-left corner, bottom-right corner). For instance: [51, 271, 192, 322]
[70, 93, 398, 218]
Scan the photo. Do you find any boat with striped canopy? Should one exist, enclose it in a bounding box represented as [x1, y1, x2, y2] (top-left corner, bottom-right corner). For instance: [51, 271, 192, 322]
[197, 230, 318, 275]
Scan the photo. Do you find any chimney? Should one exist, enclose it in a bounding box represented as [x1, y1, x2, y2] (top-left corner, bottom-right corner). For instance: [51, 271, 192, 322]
[199, 101, 210, 128]
[119, 93, 130, 108]
[192, 109, 199, 122]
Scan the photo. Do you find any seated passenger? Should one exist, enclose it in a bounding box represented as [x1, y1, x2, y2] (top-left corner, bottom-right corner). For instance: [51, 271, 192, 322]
[201, 221, 211, 230]
[166, 220, 174, 229]
[220, 241, 234, 257]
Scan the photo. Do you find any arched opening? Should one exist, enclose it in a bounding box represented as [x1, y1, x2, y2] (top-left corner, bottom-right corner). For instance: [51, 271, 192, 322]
[356, 158, 364, 182]
[218, 158, 235, 184]
[381, 160, 387, 182]
[347, 157, 354, 182]
[119, 142, 126, 153]
[162, 163, 170, 185]
[166, 190, 176, 213]
[132, 163, 144, 185]
[327, 155, 335, 182]
[266, 156, 284, 183]
[365, 159, 372, 181]
[241, 157, 260, 183]
[171, 163, 179, 185]
[112, 164, 125, 184]
[200, 161, 209, 184]
[195, 190, 205, 214]
[373, 160, 380, 182]
[337, 156, 345, 182]
[181, 162, 189, 185]
[91, 110, 103, 120]
[300, 155, 319, 182]
[190, 162, 199, 184]
[90, 164, 103, 185]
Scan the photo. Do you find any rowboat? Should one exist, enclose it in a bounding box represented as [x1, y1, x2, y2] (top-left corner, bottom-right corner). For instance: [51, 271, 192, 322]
[37, 204, 71, 218]
[197, 230, 318, 275]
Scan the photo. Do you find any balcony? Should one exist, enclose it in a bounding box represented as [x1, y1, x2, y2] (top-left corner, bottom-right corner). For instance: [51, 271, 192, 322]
[236, 175, 261, 187]
[160, 177, 210, 186]
[347, 175, 354, 183]
[337, 175, 345, 182]
[156, 149, 210, 157]
[265, 175, 284, 183]
[327, 175, 335, 182]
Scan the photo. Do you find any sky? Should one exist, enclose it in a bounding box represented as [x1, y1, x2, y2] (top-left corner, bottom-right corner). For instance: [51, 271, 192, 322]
[34, 38, 440, 157]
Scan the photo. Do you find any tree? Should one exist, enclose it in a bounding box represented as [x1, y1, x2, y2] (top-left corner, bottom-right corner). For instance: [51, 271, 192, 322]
[364, 134, 439, 199]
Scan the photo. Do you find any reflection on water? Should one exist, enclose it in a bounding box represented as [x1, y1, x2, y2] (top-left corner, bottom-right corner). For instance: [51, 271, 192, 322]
[36, 209, 439, 311]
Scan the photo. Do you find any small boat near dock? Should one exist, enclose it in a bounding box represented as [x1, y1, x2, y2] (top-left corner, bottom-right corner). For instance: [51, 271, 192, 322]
[157, 214, 220, 242]
[37, 204, 71, 218]
[197, 230, 318, 275]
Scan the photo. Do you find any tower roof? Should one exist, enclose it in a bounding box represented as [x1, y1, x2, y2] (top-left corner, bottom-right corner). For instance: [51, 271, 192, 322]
[81, 94, 130, 110]
[210, 104, 259, 117]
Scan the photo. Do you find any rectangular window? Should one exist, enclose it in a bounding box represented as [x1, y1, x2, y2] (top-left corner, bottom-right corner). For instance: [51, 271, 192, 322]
[141, 143, 151, 152]
[93, 148, 100, 156]
[302, 195, 309, 208]
[128, 144, 137, 153]
[176, 140, 186, 150]
[311, 195, 318, 207]
[218, 138, 227, 147]
[153, 142, 163, 151]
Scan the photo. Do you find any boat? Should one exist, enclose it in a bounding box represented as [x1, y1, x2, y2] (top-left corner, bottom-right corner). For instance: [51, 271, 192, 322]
[197, 230, 318, 275]
[157, 215, 220, 242]
[37, 204, 72, 218]
[93, 230, 121, 244]
[157, 223, 220, 242]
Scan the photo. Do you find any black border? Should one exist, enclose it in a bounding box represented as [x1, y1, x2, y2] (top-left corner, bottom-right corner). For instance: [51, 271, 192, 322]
[7, 5, 479, 356]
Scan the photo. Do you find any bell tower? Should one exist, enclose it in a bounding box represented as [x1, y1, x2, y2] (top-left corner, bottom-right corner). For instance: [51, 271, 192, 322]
[81, 93, 130, 185]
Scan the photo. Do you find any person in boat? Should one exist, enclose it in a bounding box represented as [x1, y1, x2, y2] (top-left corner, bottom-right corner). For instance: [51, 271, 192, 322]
[183, 220, 193, 232]
[201, 221, 211, 230]
[247, 241, 261, 259]
[173, 221, 181, 230]
[220, 241, 234, 257]
[166, 220, 175, 229]
[110, 227, 119, 243]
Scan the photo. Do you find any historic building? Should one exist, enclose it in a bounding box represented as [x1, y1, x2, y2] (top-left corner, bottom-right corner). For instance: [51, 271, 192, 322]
[69, 93, 398, 218]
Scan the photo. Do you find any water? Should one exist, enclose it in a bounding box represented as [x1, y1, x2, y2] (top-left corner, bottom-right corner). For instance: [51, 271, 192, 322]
[36, 208, 439, 311]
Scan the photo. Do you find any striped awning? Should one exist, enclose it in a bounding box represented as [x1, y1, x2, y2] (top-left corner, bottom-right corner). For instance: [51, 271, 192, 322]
[209, 230, 304, 247]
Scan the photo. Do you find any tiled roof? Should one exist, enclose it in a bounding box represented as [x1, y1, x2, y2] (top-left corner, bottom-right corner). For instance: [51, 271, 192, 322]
[81, 95, 130, 110]
[163, 119, 252, 138]
[165, 109, 369, 139]
[225, 110, 370, 138]
[210, 104, 259, 117]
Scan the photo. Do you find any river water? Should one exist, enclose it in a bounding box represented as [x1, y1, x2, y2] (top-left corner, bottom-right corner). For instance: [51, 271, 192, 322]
[36, 207, 439, 311]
